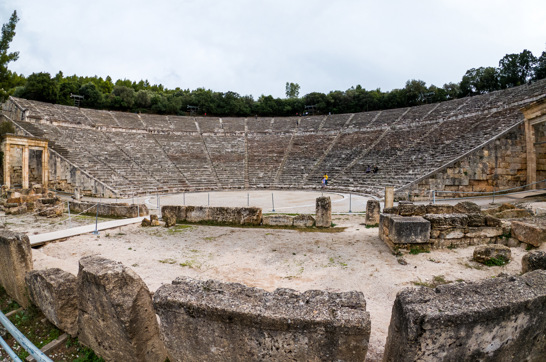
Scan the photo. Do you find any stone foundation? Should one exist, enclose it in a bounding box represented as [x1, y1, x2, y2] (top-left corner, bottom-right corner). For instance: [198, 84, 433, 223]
[68, 200, 149, 218]
[384, 270, 546, 361]
[162, 205, 262, 225]
[315, 196, 332, 228]
[153, 276, 371, 361]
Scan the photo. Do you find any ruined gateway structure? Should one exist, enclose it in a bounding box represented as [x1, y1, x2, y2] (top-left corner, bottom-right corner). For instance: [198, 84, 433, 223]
[0, 79, 544, 198]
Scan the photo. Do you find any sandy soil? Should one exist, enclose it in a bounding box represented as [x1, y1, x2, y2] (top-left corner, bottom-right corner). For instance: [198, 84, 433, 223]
[5, 212, 544, 361]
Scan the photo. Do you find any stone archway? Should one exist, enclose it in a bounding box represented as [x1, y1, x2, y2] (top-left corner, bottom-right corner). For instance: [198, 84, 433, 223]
[521, 98, 546, 189]
[2, 135, 49, 190]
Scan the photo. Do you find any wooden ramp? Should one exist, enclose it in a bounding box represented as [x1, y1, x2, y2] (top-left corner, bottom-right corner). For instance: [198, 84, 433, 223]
[29, 216, 146, 247]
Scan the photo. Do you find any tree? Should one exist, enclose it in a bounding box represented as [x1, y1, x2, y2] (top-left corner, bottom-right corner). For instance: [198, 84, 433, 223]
[79, 82, 102, 108]
[285, 82, 300, 99]
[460, 67, 500, 96]
[0, 11, 19, 101]
[20, 72, 58, 103]
[498, 49, 537, 88]
[533, 50, 546, 81]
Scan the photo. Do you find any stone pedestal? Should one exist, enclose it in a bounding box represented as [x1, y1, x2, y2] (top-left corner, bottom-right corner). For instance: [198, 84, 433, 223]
[365, 200, 380, 226]
[0, 231, 33, 308]
[315, 197, 331, 228]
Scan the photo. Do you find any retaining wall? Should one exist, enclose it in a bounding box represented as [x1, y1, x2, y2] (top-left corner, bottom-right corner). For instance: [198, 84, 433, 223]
[0, 231, 33, 308]
[69, 200, 148, 218]
[162, 205, 262, 225]
[153, 276, 371, 361]
[384, 270, 546, 361]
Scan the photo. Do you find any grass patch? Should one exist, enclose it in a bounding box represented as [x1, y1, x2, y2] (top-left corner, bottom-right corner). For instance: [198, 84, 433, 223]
[180, 259, 201, 268]
[159, 258, 177, 264]
[412, 275, 451, 288]
[409, 247, 430, 255]
[167, 225, 193, 234]
[484, 255, 510, 267]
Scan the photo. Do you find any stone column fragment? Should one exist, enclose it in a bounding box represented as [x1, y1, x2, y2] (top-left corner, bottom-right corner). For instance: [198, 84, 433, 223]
[365, 200, 381, 226]
[385, 186, 394, 209]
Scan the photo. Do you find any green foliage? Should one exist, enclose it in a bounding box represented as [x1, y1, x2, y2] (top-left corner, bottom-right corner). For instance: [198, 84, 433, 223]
[484, 255, 509, 267]
[0, 10, 19, 101]
[0, 120, 15, 137]
[19, 72, 58, 103]
[409, 247, 430, 255]
[413, 275, 451, 288]
[285, 82, 300, 99]
[498, 49, 537, 88]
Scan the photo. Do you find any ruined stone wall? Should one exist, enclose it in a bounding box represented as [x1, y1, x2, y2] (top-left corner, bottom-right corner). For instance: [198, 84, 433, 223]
[162, 205, 262, 225]
[153, 277, 371, 361]
[68, 200, 148, 218]
[384, 270, 546, 361]
[401, 124, 529, 199]
[537, 122, 546, 183]
[48, 152, 117, 197]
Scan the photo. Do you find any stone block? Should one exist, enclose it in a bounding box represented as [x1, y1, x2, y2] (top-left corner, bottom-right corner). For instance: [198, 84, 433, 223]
[467, 213, 486, 227]
[262, 215, 294, 226]
[26, 269, 78, 336]
[485, 215, 502, 227]
[453, 201, 481, 214]
[522, 251, 546, 273]
[209, 207, 262, 225]
[473, 244, 511, 264]
[315, 197, 331, 228]
[77, 256, 167, 362]
[293, 214, 315, 228]
[425, 204, 454, 214]
[153, 277, 371, 361]
[365, 200, 381, 226]
[423, 213, 469, 230]
[185, 206, 211, 222]
[495, 209, 533, 219]
[511, 221, 546, 247]
[398, 204, 426, 216]
[465, 227, 504, 238]
[379, 214, 430, 245]
[384, 271, 546, 361]
[382, 207, 398, 214]
[0, 231, 33, 308]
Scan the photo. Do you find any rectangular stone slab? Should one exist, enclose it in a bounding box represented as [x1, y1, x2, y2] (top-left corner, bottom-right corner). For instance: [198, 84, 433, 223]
[384, 270, 546, 361]
[380, 214, 430, 244]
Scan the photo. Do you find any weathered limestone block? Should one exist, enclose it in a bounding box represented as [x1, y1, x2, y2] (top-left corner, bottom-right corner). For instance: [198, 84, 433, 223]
[365, 200, 381, 226]
[315, 196, 331, 228]
[511, 221, 546, 247]
[77, 256, 167, 362]
[467, 213, 486, 227]
[423, 213, 469, 230]
[0, 231, 33, 308]
[141, 217, 151, 227]
[398, 204, 426, 216]
[163, 213, 176, 227]
[425, 204, 454, 214]
[293, 214, 315, 227]
[522, 251, 546, 273]
[26, 269, 78, 336]
[382, 207, 398, 214]
[379, 214, 430, 250]
[153, 277, 371, 361]
[465, 227, 504, 238]
[453, 201, 481, 214]
[209, 207, 262, 225]
[149, 214, 160, 226]
[69, 201, 148, 218]
[262, 215, 294, 226]
[384, 271, 546, 361]
[485, 215, 502, 227]
[185, 206, 211, 222]
[495, 208, 533, 219]
[473, 244, 512, 264]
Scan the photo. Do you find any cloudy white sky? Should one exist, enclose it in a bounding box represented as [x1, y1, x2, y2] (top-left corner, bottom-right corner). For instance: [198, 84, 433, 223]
[1, 0, 545, 98]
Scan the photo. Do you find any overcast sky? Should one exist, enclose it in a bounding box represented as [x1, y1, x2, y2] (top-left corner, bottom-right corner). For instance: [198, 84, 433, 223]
[1, 0, 545, 98]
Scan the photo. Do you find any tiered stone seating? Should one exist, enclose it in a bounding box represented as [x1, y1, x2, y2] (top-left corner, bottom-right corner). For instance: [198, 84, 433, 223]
[4, 78, 545, 196]
[320, 114, 351, 131]
[220, 118, 245, 133]
[140, 114, 171, 130]
[277, 134, 337, 187]
[166, 115, 198, 132]
[196, 117, 221, 133]
[297, 116, 324, 132]
[247, 117, 273, 132]
[153, 133, 219, 189]
[202, 135, 245, 188]
[247, 133, 292, 188]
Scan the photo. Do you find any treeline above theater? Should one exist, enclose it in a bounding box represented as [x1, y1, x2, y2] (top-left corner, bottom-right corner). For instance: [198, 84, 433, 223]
[6, 48, 546, 117]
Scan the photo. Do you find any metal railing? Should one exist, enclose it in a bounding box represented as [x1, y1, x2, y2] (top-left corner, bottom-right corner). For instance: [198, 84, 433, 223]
[0, 310, 53, 362]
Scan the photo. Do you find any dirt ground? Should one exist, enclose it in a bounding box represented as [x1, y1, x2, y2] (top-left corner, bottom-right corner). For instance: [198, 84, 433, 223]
[5, 211, 544, 361]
